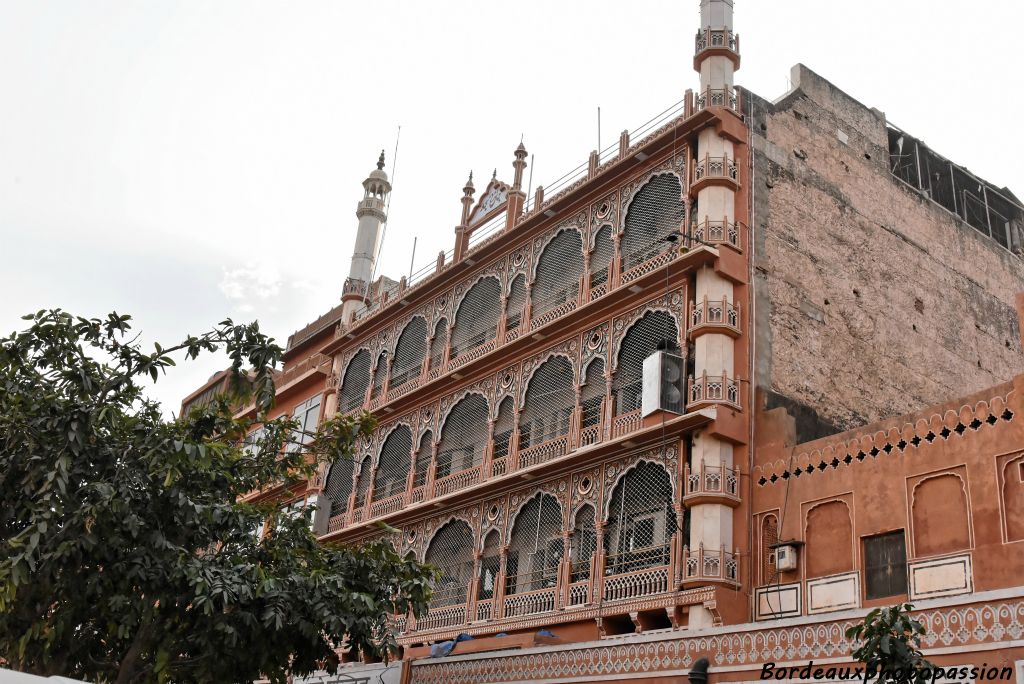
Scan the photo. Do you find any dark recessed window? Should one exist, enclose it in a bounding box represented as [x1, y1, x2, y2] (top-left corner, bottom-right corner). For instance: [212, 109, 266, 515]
[864, 530, 907, 599]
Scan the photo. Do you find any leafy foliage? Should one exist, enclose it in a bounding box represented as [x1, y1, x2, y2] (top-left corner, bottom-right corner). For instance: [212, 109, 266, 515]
[845, 603, 935, 683]
[0, 310, 437, 683]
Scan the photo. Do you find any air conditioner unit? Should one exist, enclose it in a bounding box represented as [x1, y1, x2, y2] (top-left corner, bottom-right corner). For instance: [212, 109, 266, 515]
[774, 543, 799, 572]
[641, 351, 686, 417]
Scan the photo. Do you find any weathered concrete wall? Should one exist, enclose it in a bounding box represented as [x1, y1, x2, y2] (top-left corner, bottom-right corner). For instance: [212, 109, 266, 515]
[747, 64, 1024, 440]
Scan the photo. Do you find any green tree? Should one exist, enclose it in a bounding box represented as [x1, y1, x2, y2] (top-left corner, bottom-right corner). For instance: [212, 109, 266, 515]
[845, 603, 935, 683]
[0, 310, 436, 683]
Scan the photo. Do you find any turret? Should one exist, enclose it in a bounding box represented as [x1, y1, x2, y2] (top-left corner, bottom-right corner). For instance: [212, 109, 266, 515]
[341, 151, 392, 321]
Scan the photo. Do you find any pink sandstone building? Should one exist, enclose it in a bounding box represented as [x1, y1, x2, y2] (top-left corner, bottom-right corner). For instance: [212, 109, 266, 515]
[180, 2, 1024, 681]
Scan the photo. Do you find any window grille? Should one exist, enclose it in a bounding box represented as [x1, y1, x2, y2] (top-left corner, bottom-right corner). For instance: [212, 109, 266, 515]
[519, 357, 575, 449]
[580, 359, 605, 429]
[435, 394, 489, 479]
[622, 174, 685, 272]
[370, 351, 389, 400]
[506, 494, 564, 594]
[590, 225, 615, 287]
[412, 430, 432, 487]
[604, 461, 676, 576]
[429, 318, 448, 371]
[532, 229, 584, 319]
[477, 530, 502, 601]
[424, 520, 476, 607]
[761, 514, 779, 585]
[373, 425, 412, 501]
[353, 456, 373, 507]
[571, 504, 597, 582]
[614, 311, 678, 414]
[493, 398, 515, 461]
[506, 275, 527, 333]
[864, 530, 907, 599]
[450, 277, 501, 358]
[338, 349, 371, 413]
[287, 394, 321, 452]
[324, 457, 355, 519]
[391, 317, 427, 389]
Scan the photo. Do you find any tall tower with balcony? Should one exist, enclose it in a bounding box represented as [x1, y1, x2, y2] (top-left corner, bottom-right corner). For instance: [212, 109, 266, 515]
[341, 151, 392, 323]
[687, 0, 742, 629]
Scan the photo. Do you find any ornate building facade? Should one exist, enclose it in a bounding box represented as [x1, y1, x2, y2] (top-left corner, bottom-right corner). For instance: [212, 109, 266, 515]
[181, 1, 1024, 681]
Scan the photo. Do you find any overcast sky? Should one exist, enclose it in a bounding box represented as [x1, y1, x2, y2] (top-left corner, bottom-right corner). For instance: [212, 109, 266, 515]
[2, 1, 1022, 414]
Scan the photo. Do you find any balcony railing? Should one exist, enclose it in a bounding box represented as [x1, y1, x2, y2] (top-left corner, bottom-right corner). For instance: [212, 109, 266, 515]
[689, 296, 741, 338]
[690, 218, 743, 251]
[692, 154, 739, 188]
[694, 87, 739, 114]
[687, 372, 741, 409]
[684, 463, 741, 507]
[694, 28, 739, 56]
[684, 544, 739, 585]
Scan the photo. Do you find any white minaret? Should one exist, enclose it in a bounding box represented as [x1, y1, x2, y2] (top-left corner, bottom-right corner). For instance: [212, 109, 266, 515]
[689, 0, 738, 630]
[341, 151, 391, 322]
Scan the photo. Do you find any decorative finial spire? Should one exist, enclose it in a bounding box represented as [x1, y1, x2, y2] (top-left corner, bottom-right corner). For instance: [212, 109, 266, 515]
[463, 171, 475, 196]
[377, 149, 385, 170]
[492, 168, 497, 180]
[512, 141, 528, 191]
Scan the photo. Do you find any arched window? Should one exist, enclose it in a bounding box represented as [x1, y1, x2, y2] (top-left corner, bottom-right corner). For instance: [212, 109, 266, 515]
[532, 229, 585, 319]
[622, 174, 685, 272]
[506, 494, 563, 595]
[760, 513, 779, 585]
[436, 394, 489, 480]
[429, 317, 448, 371]
[493, 397, 515, 461]
[373, 425, 412, 501]
[412, 430, 432, 488]
[424, 520, 476, 607]
[338, 349, 371, 413]
[323, 457, 355, 519]
[477, 530, 502, 602]
[370, 351, 389, 400]
[571, 504, 597, 582]
[391, 317, 427, 390]
[519, 356, 575, 449]
[580, 358, 605, 430]
[506, 274, 527, 334]
[614, 310, 678, 414]
[604, 461, 676, 575]
[451, 277, 501, 358]
[353, 456, 373, 508]
[590, 225, 615, 288]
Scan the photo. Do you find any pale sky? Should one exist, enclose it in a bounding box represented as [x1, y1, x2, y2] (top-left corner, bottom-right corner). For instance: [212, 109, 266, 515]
[2, 1, 1022, 414]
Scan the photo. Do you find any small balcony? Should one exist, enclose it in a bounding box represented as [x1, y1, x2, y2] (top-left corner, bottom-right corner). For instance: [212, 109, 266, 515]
[683, 544, 739, 586]
[693, 28, 740, 70]
[683, 463, 741, 508]
[690, 154, 740, 194]
[688, 295, 741, 339]
[694, 87, 739, 114]
[690, 218, 743, 252]
[687, 371, 741, 410]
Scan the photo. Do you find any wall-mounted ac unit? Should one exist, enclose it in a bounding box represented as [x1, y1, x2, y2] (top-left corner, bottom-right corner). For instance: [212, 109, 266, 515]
[642, 351, 686, 417]
[773, 542, 800, 572]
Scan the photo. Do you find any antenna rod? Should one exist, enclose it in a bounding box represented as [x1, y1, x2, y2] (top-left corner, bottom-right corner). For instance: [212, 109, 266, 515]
[408, 236, 417, 280]
[526, 153, 535, 212]
[597, 106, 601, 153]
[365, 124, 402, 305]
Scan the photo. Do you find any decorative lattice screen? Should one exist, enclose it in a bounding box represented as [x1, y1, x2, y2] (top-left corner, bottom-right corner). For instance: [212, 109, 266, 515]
[571, 504, 597, 581]
[391, 317, 427, 389]
[323, 457, 355, 518]
[622, 174, 685, 272]
[506, 494, 563, 594]
[493, 397, 515, 460]
[532, 229, 584, 318]
[436, 394, 489, 479]
[506, 275, 527, 332]
[338, 349, 371, 413]
[353, 456, 373, 507]
[761, 514, 779, 585]
[412, 430, 432, 487]
[519, 357, 575, 449]
[614, 311, 678, 414]
[604, 461, 676, 575]
[425, 520, 476, 606]
[429, 318, 448, 371]
[373, 425, 412, 501]
[590, 225, 615, 287]
[478, 530, 502, 601]
[580, 358, 605, 429]
[370, 351, 389, 400]
[451, 277, 501, 358]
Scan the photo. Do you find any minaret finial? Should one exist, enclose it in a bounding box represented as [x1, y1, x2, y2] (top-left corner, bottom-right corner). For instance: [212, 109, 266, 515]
[377, 149, 386, 170]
